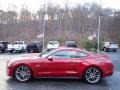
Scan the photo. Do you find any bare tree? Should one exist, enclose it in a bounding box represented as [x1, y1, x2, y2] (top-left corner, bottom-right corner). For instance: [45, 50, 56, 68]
[20, 6, 31, 22]
[6, 11, 17, 23]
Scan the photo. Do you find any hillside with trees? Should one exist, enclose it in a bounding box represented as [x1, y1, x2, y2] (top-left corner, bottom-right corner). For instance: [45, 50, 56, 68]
[0, 3, 120, 45]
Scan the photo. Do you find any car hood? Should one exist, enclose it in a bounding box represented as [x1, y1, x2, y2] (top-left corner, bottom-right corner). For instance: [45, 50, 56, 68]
[15, 56, 39, 60]
[8, 56, 40, 64]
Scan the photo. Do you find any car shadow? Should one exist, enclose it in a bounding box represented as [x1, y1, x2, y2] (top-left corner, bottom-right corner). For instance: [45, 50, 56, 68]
[5, 77, 111, 90]
[6, 77, 109, 86]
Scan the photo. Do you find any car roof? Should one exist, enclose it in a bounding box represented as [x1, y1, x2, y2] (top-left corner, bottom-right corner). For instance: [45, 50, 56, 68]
[65, 41, 76, 44]
[55, 47, 89, 53]
[48, 41, 59, 42]
[65, 41, 75, 43]
[42, 47, 90, 58]
[0, 41, 8, 43]
[15, 41, 24, 42]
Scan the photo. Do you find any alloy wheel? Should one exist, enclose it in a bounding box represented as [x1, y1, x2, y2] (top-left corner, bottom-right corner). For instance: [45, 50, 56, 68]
[84, 67, 101, 84]
[14, 65, 32, 82]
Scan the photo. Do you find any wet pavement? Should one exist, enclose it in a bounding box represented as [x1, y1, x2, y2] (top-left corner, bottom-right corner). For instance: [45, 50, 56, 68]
[0, 51, 120, 90]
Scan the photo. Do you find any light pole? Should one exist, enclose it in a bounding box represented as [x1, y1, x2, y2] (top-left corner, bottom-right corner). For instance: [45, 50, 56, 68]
[97, 0, 101, 53]
[42, 0, 48, 53]
[42, 13, 46, 53]
[42, 13, 49, 53]
[97, 14, 101, 53]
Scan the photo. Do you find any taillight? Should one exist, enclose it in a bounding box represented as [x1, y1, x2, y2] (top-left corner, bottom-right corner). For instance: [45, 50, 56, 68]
[102, 54, 109, 59]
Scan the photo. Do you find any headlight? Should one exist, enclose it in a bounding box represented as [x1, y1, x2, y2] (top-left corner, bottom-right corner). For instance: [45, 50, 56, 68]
[7, 60, 13, 67]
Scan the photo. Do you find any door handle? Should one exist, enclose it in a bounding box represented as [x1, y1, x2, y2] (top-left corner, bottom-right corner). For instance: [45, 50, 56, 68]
[70, 61, 74, 63]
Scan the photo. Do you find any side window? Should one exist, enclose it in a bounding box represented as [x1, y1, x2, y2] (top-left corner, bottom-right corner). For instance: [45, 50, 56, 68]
[75, 52, 88, 58]
[51, 50, 76, 58]
[2, 42, 8, 45]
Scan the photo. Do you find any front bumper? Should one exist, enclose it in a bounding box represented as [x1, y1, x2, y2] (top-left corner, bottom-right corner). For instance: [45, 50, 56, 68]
[7, 48, 22, 52]
[103, 69, 113, 77]
[6, 66, 14, 77]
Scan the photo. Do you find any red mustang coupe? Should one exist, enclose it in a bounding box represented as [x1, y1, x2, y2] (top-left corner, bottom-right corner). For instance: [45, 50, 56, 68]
[6, 47, 113, 84]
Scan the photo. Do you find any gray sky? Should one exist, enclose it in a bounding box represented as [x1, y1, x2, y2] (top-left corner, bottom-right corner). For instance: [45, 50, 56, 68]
[0, 0, 119, 11]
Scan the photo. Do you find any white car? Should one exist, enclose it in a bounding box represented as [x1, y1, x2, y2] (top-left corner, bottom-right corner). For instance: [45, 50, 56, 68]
[7, 41, 27, 53]
[103, 42, 119, 52]
[47, 41, 60, 51]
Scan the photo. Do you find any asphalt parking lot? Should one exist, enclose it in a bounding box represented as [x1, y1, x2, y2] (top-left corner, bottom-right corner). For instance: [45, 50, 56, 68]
[0, 51, 120, 90]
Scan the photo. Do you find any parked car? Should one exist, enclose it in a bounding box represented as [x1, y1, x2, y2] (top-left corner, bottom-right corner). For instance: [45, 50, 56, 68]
[102, 42, 119, 52]
[6, 47, 113, 84]
[47, 41, 60, 51]
[0, 41, 9, 53]
[65, 41, 78, 48]
[7, 41, 27, 53]
[27, 42, 42, 53]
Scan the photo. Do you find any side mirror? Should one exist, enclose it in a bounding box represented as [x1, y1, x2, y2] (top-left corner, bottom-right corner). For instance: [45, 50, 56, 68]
[48, 56, 53, 61]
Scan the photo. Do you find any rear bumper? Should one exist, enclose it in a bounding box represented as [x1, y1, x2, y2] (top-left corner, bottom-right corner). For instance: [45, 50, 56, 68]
[107, 48, 118, 50]
[102, 63, 114, 77]
[103, 69, 113, 77]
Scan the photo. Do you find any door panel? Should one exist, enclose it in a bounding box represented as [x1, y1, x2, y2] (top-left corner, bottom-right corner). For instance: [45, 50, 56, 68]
[49, 58, 77, 76]
[34, 50, 88, 77]
[36, 58, 78, 77]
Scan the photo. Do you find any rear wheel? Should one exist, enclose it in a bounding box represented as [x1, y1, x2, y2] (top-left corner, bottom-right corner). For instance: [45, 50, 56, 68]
[2, 48, 7, 53]
[10, 50, 13, 53]
[27, 49, 31, 53]
[113, 49, 117, 52]
[84, 67, 101, 84]
[104, 48, 108, 52]
[14, 65, 32, 82]
[34, 49, 39, 53]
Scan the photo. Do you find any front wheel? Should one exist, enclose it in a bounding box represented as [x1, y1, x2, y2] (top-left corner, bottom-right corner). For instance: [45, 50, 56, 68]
[27, 50, 31, 53]
[84, 67, 101, 84]
[14, 65, 32, 82]
[20, 48, 24, 53]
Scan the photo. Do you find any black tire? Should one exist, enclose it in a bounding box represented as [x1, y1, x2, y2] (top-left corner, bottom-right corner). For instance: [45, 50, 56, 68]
[2, 48, 7, 53]
[84, 67, 101, 84]
[18, 50, 21, 53]
[34, 49, 39, 53]
[113, 49, 117, 52]
[14, 65, 32, 82]
[10, 50, 13, 53]
[27, 49, 31, 53]
[20, 48, 24, 53]
[104, 48, 108, 52]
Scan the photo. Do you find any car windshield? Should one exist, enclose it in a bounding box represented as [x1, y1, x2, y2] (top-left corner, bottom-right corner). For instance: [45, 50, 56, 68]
[49, 41, 58, 44]
[14, 42, 23, 44]
[109, 42, 116, 44]
[66, 41, 75, 44]
[39, 49, 52, 57]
